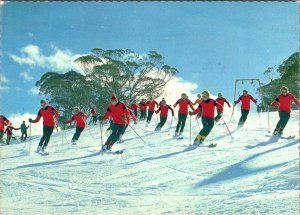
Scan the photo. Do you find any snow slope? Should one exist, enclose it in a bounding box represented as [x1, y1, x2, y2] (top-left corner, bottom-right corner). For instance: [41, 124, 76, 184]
[0, 110, 299, 215]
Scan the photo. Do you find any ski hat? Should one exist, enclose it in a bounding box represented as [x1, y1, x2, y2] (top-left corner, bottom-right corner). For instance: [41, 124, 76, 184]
[280, 86, 289, 92]
[243, 90, 248, 93]
[218, 92, 223, 97]
[111, 94, 117, 101]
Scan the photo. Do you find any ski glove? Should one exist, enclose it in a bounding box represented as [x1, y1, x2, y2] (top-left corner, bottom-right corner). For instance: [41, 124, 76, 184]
[28, 118, 33, 123]
[188, 111, 194, 116]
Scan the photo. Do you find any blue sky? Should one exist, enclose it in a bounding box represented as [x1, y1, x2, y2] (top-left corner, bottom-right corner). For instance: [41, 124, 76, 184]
[1, 2, 298, 115]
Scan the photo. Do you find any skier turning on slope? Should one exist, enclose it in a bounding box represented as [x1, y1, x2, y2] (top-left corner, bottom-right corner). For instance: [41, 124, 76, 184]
[139, 99, 147, 120]
[5, 122, 20, 145]
[173, 93, 194, 138]
[29, 100, 60, 154]
[100, 94, 128, 152]
[189, 90, 222, 146]
[64, 107, 87, 145]
[271, 86, 300, 136]
[146, 97, 159, 124]
[215, 92, 231, 122]
[193, 94, 203, 119]
[91, 107, 97, 125]
[234, 90, 257, 127]
[20, 121, 29, 141]
[155, 99, 174, 131]
[0, 115, 10, 144]
[130, 100, 139, 119]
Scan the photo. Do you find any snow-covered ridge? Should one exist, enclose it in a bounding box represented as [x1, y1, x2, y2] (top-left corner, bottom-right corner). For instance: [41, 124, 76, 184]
[0, 110, 299, 215]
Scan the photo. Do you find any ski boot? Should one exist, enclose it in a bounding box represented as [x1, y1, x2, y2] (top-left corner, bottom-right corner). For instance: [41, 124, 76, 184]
[174, 132, 178, 138]
[193, 138, 203, 147]
[178, 132, 183, 139]
[36, 145, 42, 153]
[41, 146, 49, 155]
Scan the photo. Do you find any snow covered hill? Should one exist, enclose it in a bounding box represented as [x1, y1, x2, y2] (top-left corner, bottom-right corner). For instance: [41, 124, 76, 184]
[0, 110, 299, 215]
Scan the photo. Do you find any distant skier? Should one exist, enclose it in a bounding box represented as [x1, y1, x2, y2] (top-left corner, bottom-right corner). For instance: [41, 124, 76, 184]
[234, 90, 257, 127]
[189, 90, 222, 146]
[119, 105, 137, 142]
[139, 99, 147, 120]
[193, 94, 203, 119]
[215, 92, 231, 122]
[173, 93, 194, 138]
[64, 107, 87, 145]
[91, 107, 97, 125]
[5, 123, 20, 145]
[130, 100, 139, 119]
[271, 86, 300, 136]
[100, 94, 128, 152]
[146, 97, 159, 124]
[20, 121, 29, 141]
[0, 115, 10, 144]
[155, 99, 174, 131]
[29, 99, 60, 154]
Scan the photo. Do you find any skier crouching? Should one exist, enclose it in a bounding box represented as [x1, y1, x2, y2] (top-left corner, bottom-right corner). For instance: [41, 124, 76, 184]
[189, 90, 222, 146]
[100, 95, 128, 152]
[271, 86, 300, 136]
[64, 107, 87, 145]
[155, 100, 174, 131]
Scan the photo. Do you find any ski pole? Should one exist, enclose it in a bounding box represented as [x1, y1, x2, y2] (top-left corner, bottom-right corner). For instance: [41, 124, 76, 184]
[100, 120, 103, 146]
[189, 115, 192, 146]
[267, 105, 270, 133]
[229, 104, 235, 123]
[29, 122, 31, 155]
[221, 116, 233, 139]
[128, 124, 146, 144]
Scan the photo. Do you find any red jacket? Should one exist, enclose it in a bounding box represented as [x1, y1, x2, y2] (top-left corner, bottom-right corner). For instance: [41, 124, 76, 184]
[5, 126, 19, 135]
[66, 112, 87, 128]
[147, 100, 158, 111]
[102, 102, 128, 125]
[156, 105, 174, 117]
[0, 115, 10, 132]
[124, 108, 137, 123]
[235, 95, 256, 110]
[130, 103, 139, 111]
[193, 99, 222, 119]
[139, 102, 147, 110]
[271, 93, 300, 112]
[216, 97, 231, 111]
[32, 106, 60, 126]
[91, 108, 97, 117]
[174, 99, 194, 114]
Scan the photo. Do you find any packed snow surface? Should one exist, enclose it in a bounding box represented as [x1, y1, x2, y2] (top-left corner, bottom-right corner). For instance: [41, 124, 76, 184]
[0, 111, 299, 215]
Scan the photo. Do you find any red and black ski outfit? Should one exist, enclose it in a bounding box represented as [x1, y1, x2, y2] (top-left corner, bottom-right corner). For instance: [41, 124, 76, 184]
[139, 100, 147, 120]
[65, 112, 87, 142]
[91, 108, 97, 125]
[173, 99, 194, 134]
[30, 106, 60, 149]
[5, 125, 19, 145]
[146, 100, 158, 123]
[215, 97, 231, 122]
[130, 103, 139, 119]
[101, 95, 128, 150]
[190, 99, 222, 142]
[271, 93, 300, 135]
[120, 107, 137, 136]
[234, 95, 257, 126]
[0, 115, 10, 143]
[155, 104, 174, 130]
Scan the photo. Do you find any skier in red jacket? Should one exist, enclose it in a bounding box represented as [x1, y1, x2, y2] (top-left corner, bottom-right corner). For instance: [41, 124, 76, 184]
[91, 107, 97, 125]
[155, 99, 174, 131]
[64, 107, 87, 145]
[139, 99, 147, 120]
[29, 100, 60, 154]
[271, 86, 300, 136]
[100, 94, 128, 152]
[193, 94, 203, 119]
[234, 90, 257, 127]
[5, 122, 20, 145]
[189, 90, 222, 146]
[119, 105, 137, 143]
[0, 115, 10, 143]
[146, 97, 159, 124]
[130, 100, 139, 119]
[215, 92, 231, 122]
[173, 93, 195, 138]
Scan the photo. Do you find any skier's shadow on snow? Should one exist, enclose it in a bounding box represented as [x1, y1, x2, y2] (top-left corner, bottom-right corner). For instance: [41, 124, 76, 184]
[193, 139, 299, 188]
[128, 147, 196, 165]
[245, 136, 280, 149]
[1, 152, 102, 172]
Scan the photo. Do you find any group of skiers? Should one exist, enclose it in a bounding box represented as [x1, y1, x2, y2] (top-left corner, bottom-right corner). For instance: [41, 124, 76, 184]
[0, 85, 299, 154]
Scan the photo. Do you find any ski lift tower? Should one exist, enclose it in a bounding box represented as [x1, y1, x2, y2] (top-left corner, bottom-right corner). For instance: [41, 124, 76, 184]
[233, 78, 266, 111]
